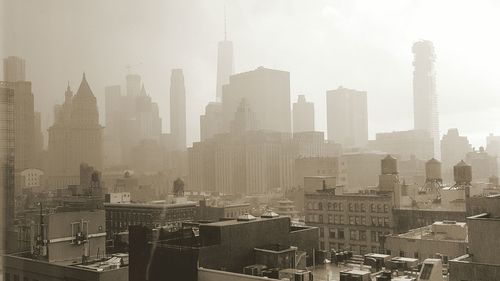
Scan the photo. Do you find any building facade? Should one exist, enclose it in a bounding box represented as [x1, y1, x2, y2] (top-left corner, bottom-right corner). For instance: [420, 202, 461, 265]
[104, 200, 197, 237]
[292, 95, 314, 133]
[170, 69, 187, 151]
[222, 67, 291, 134]
[326, 86, 368, 148]
[305, 188, 394, 254]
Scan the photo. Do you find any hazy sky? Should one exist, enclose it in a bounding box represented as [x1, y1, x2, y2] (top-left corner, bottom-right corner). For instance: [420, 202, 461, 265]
[2, 0, 500, 148]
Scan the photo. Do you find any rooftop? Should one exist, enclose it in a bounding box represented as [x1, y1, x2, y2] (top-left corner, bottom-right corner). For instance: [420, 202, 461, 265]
[391, 221, 468, 242]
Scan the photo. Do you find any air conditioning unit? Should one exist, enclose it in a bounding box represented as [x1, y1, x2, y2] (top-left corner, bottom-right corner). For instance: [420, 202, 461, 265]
[72, 232, 87, 245]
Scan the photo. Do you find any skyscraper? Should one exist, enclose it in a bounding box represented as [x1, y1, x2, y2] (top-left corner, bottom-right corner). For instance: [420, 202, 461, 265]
[12, 81, 35, 172]
[47, 74, 103, 187]
[215, 11, 234, 102]
[3, 56, 26, 82]
[2, 57, 35, 172]
[170, 69, 186, 151]
[413, 40, 439, 158]
[0, 85, 15, 252]
[326, 86, 368, 148]
[222, 67, 291, 134]
[441, 128, 471, 182]
[200, 102, 223, 141]
[292, 95, 314, 133]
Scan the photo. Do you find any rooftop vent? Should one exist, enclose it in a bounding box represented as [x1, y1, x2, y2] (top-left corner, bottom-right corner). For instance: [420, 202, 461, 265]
[261, 210, 279, 218]
[237, 213, 257, 221]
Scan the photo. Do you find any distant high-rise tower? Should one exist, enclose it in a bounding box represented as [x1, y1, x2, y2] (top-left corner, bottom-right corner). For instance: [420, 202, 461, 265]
[413, 40, 439, 158]
[3, 56, 26, 82]
[2, 57, 35, 172]
[126, 74, 141, 97]
[326, 86, 368, 148]
[222, 67, 291, 134]
[0, 85, 15, 243]
[170, 69, 186, 151]
[215, 10, 234, 102]
[47, 74, 103, 187]
[293, 95, 314, 133]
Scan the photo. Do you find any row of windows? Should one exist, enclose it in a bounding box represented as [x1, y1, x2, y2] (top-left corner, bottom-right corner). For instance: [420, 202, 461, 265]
[306, 201, 391, 213]
[321, 228, 389, 243]
[392, 250, 449, 264]
[107, 210, 195, 221]
[307, 214, 391, 227]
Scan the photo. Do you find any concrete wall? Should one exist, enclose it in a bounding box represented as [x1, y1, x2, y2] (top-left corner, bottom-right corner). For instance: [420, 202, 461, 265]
[392, 209, 465, 234]
[385, 236, 467, 262]
[449, 256, 500, 281]
[4, 255, 128, 281]
[199, 217, 291, 273]
[467, 216, 500, 264]
[198, 268, 279, 281]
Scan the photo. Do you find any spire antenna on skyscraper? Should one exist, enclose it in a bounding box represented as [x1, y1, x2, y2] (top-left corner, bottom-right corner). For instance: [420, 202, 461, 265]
[224, 4, 227, 40]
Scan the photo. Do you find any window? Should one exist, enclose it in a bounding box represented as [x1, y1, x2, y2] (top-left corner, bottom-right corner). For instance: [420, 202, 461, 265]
[371, 231, 377, 242]
[354, 203, 359, 212]
[399, 251, 405, 257]
[329, 228, 336, 239]
[360, 204, 366, 212]
[414, 252, 419, 259]
[350, 230, 358, 240]
[318, 202, 323, 210]
[348, 203, 353, 212]
[359, 230, 366, 241]
[349, 216, 355, 225]
[319, 227, 324, 238]
[384, 204, 389, 213]
[370, 204, 375, 212]
[338, 229, 345, 239]
[328, 214, 334, 224]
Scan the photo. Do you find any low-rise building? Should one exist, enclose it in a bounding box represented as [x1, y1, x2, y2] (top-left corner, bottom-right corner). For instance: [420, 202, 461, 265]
[384, 221, 468, 263]
[129, 215, 318, 281]
[198, 200, 251, 221]
[104, 197, 197, 237]
[449, 194, 500, 281]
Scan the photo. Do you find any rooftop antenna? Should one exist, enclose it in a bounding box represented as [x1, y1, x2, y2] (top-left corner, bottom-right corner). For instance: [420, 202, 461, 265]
[224, 4, 227, 41]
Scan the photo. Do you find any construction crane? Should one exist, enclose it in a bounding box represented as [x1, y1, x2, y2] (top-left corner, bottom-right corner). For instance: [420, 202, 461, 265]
[125, 62, 143, 74]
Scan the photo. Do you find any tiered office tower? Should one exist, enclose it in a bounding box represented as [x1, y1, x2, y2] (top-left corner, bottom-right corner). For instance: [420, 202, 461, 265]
[47, 74, 103, 187]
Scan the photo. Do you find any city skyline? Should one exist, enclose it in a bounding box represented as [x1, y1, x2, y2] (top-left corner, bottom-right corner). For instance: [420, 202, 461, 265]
[3, 0, 500, 148]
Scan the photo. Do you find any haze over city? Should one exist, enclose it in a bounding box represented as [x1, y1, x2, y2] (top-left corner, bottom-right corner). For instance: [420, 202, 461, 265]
[3, 1, 500, 281]
[3, 0, 500, 147]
